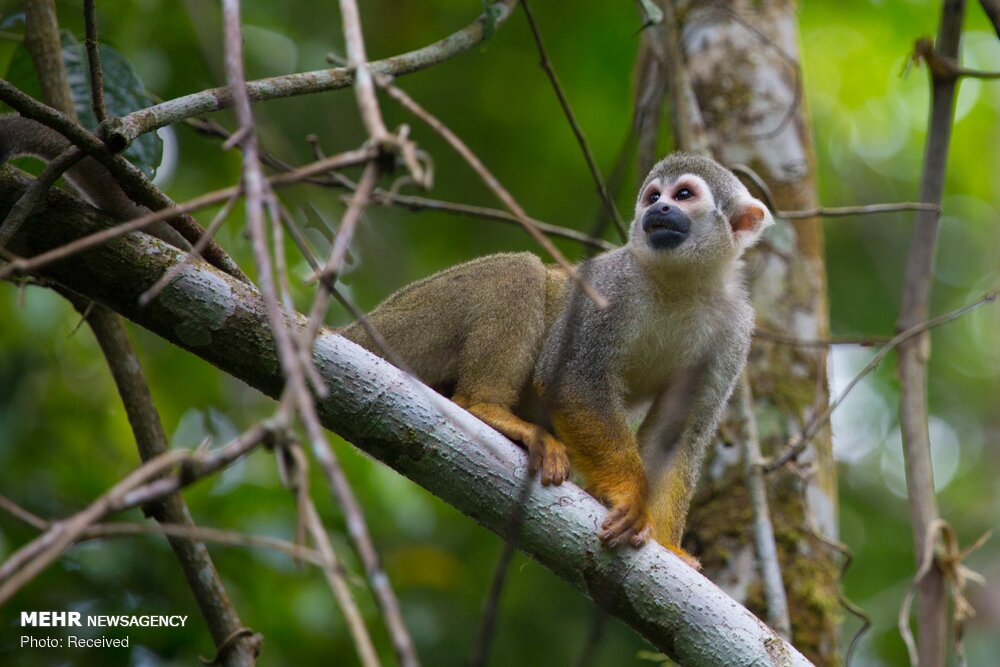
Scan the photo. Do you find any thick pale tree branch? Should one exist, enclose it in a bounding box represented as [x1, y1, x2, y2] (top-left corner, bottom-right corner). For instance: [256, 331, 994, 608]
[0, 171, 811, 667]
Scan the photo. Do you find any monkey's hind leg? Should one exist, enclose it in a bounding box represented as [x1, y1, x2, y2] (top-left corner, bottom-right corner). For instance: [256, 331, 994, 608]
[453, 398, 569, 486]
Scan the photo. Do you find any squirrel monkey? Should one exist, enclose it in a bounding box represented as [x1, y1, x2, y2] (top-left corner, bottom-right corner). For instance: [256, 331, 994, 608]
[343, 154, 772, 565]
[0, 116, 768, 562]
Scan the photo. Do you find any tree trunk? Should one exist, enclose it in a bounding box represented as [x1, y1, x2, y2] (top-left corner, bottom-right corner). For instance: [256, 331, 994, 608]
[673, 1, 840, 663]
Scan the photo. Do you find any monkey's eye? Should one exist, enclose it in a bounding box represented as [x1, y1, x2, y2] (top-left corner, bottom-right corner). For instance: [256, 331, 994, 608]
[674, 188, 694, 201]
[646, 191, 660, 205]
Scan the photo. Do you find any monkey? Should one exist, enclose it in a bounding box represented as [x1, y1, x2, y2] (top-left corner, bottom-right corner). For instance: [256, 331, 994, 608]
[342, 153, 772, 565]
[0, 114, 191, 250]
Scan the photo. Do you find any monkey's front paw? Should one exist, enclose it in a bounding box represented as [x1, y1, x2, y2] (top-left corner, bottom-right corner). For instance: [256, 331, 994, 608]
[598, 501, 652, 549]
[526, 433, 570, 486]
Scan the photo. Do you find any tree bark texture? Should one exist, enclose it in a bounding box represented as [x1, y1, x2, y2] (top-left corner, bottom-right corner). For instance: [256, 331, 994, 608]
[673, 1, 840, 663]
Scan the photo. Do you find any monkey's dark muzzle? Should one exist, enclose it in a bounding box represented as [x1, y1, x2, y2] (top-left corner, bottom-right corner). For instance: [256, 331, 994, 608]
[642, 207, 690, 250]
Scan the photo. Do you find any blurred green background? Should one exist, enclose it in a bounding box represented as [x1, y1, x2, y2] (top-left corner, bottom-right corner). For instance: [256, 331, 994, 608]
[0, 1, 997, 665]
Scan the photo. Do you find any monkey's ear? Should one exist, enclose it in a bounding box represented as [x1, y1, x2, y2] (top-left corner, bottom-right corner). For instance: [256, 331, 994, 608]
[730, 198, 773, 251]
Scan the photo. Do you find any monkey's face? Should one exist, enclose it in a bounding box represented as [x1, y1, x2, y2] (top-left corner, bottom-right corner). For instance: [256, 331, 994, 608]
[630, 167, 773, 270]
[633, 173, 725, 259]
[637, 174, 704, 251]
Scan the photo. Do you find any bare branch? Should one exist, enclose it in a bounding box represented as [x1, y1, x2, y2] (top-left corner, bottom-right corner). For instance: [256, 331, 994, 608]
[736, 374, 791, 639]
[374, 190, 615, 251]
[0, 147, 376, 281]
[337, 0, 388, 141]
[0, 81, 246, 280]
[0, 146, 84, 248]
[979, 0, 1000, 39]
[379, 79, 608, 309]
[185, 117, 613, 251]
[731, 164, 942, 220]
[82, 0, 108, 123]
[0, 450, 191, 603]
[912, 35, 1000, 80]
[68, 295, 259, 665]
[24, 0, 75, 116]
[898, 5, 966, 665]
[765, 285, 1000, 472]
[106, 0, 520, 146]
[778, 202, 942, 219]
[467, 541, 517, 667]
[754, 328, 890, 347]
[521, 0, 627, 241]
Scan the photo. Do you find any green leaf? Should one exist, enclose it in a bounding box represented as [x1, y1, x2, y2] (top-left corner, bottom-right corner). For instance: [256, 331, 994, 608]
[60, 31, 162, 177]
[0, 31, 161, 177]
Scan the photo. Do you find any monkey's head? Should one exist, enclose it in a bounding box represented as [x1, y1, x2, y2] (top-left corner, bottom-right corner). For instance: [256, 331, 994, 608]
[629, 153, 773, 270]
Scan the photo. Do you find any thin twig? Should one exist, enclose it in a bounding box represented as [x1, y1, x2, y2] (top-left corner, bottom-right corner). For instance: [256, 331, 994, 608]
[765, 285, 1000, 472]
[69, 295, 259, 664]
[338, 0, 388, 141]
[0, 450, 191, 603]
[15, 423, 264, 582]
[214, 6, 420, 650]
[0, 508, 326, 567]
[778, 202, 942, 219]
[913, 35, 1000, 80]
[0, 422, 270, 585]
[0, 146, 85, 249]
[467, 541, 517, 667]
[898, 6, 966, 666]
[187, 117, 611, 251]
[120, 425, 270, 510]
[575, 609, 609, 667]
[275, 432, 381, 667]
[82, 0, 108, 123]
[216, 19, 380, 662]
[307, 163, 377, 286]
[0, 147, 376, 281]
[979, 0, 1000, 39]
[631, 11, 668, 178]
[0, 495, 47, 529]
[0, 81, 246, 281]
[738, 374, 791, 640]
[379, 79, 608, 309]
[139, 189, 243, 305]
[301, 498, 381, 667]
[731, 164, 943, 220]
[107, 1, 520, 146]
[467, 477, 532, 667]
[754, 328, 890, 348]
[520, 0, 627, 241]
[375, 191, 615, 251]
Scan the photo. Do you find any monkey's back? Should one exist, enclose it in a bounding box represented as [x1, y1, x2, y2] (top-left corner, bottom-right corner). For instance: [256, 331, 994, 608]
[340, 253, 550, 394]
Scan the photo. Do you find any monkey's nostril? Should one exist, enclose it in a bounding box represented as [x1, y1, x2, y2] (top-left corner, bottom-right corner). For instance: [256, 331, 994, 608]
[660, 204, 672, 213]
